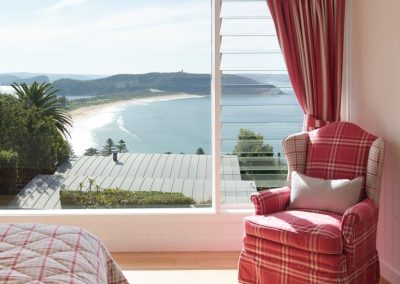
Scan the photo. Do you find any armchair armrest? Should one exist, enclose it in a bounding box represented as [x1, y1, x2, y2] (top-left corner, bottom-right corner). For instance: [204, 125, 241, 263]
[341, 198, 379, 268]
[341, 198, 379, 243]
[250, 187, 291, 215]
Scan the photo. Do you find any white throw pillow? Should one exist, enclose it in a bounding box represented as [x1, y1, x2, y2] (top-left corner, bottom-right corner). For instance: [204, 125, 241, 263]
[289, 171, 363, 214]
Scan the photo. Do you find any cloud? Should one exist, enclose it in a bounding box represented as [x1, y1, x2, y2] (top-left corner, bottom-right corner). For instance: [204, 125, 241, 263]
[41, 0, 89, 14]
[0, 1, 211, 74]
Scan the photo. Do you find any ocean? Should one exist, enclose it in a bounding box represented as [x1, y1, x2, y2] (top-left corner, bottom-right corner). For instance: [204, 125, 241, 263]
[70, 94, 303, 156]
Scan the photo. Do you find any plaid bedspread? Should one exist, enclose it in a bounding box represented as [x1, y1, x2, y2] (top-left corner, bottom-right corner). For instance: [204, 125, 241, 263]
[0, 224, 128, 284]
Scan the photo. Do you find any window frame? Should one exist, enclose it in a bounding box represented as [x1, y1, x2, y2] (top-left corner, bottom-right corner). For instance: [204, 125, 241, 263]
[0, 0, 251, 216]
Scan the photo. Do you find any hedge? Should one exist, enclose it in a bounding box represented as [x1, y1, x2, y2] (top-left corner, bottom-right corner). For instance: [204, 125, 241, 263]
[0, 150, 18, 194]
[60, 189, 195, 209]
[0, 95, 71, 188]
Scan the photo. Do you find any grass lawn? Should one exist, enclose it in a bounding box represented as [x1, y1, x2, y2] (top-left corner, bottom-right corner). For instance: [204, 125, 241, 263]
[60, 189, 195, 209]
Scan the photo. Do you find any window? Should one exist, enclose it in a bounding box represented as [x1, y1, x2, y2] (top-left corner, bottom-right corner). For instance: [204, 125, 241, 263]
[0, 0, 212, 210]
[217, 0, 303, 205]
[0, 0, 302, 211]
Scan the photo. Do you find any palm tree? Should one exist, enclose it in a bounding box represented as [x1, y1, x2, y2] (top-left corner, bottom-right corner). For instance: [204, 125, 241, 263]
[11, 82, 72, 137]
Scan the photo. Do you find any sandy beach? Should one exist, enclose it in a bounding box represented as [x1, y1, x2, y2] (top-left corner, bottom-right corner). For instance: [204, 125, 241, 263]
[68, 93, 203, 155]
[69, 93, 202, 122]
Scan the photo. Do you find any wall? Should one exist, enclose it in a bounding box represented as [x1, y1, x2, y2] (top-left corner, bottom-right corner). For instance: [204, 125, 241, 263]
[349, 0, 400, 282]
[0, 210, 248, 252]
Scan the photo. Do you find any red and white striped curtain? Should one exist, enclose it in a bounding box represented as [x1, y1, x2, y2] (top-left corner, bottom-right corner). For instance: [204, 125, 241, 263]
[267, 0, 346, 131]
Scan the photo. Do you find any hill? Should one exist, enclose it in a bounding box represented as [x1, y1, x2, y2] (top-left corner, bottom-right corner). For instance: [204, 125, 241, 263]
[0, 72, 106, 82]
[52, 72, 282, 97]
[0, 75, 50, 85]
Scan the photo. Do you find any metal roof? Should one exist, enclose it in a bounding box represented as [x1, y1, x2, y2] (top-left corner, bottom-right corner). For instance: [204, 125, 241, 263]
[11, 153, 256, 209]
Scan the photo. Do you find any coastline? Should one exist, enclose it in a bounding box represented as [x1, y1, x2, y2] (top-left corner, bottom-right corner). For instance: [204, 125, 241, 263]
[68, 93, 203, 122]
[67, 93, 204, 155]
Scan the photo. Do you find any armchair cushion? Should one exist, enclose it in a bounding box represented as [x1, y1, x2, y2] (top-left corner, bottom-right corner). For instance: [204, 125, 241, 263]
[244, 209, 343, 254]
[290, 171, 363, 214]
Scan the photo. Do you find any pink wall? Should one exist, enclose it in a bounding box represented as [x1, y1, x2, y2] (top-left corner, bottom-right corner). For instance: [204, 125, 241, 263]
[349, 0, 400, 282]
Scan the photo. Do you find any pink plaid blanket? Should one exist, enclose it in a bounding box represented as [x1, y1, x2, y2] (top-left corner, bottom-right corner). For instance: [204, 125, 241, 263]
[0, 224, 128, 284]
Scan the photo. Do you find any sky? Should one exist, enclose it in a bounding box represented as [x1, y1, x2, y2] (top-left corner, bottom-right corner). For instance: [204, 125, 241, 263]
[0, 0, 211, 75]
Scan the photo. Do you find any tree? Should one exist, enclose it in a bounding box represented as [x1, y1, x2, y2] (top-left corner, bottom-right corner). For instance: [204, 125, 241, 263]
[0, 150, 18, 194]
[0, 95, 70, 186]
[57, 95, 68, 107]
[54, 132, 72, 166]
[233, 128, 273, 158]
[11, 81, 72, 137]
[84, 148, 99, 156]
[196, 148, 205, 155]
[101, 138, 116, 156]
[233, 128, 282, 189]
[116, 139, 128, 153]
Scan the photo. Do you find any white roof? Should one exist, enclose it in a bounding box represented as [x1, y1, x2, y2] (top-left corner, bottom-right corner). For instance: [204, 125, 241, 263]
[12, 153, 257, 209]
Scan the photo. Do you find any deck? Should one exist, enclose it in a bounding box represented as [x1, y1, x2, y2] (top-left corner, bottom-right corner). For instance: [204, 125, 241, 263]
[10, 153, 257, 209]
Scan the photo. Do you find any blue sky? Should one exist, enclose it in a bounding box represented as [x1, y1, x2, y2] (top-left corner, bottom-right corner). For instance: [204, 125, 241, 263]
[0, 0, 211, 75]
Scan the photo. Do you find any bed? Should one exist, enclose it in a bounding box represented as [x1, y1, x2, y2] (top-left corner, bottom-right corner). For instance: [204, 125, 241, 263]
[0, 223, 128, 283]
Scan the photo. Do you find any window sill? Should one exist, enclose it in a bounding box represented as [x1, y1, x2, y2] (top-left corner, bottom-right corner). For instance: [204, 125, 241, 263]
[0, 207, 253, 216]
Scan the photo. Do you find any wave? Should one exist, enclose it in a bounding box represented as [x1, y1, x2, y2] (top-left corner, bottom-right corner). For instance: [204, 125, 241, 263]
[117, 115, 140, 140]
[69, 107, 119, 155]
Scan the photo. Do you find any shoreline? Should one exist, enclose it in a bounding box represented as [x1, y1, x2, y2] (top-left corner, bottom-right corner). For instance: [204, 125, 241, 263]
[68, 93, 203, 122]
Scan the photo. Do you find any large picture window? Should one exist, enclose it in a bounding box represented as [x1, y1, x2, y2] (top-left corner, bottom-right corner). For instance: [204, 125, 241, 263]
[0, 0, 212, 209]
[0, 0, 302, 211]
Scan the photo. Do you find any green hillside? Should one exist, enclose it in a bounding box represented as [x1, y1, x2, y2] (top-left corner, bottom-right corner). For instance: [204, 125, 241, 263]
[52, 72, 275, 96]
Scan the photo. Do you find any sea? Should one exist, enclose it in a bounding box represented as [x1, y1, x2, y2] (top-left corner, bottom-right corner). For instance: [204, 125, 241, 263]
[70, 94, 304, 156]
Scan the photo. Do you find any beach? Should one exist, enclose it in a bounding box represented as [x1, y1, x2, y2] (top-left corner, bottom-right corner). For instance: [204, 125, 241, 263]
[67, 93, 303, 157]
[69, 93, 202, 122]
[68, 93, 204, 155]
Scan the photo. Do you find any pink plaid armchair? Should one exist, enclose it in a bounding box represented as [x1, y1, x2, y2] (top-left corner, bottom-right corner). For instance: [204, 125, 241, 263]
[238, 122, 385, 284]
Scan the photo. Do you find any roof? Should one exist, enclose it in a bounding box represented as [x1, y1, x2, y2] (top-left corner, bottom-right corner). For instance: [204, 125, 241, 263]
[11, 153, 257, 209]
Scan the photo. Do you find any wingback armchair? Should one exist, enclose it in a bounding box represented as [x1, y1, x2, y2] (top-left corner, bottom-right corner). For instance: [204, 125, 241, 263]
[238, 122, 385, 284]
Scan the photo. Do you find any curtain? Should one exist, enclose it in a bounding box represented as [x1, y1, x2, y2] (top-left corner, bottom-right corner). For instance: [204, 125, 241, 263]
[267, 0, 346, 131]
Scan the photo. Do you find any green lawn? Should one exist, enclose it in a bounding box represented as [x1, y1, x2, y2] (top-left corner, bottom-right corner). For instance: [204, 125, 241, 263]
[60, 189, 195, 209]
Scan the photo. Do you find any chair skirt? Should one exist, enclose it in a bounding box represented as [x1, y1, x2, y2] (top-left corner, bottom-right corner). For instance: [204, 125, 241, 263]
[238, 235, 380, 284]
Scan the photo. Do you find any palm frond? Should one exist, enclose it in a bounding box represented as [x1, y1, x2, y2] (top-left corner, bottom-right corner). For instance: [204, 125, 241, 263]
[11, 81, 73, 138]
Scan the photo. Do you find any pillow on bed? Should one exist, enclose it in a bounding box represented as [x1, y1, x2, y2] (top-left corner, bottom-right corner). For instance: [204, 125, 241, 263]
[289, 171, 363, 214]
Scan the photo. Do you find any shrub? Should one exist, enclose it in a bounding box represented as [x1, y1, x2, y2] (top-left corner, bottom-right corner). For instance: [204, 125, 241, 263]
[60, 189, 195, 209]
[0, 95, 70, 185]
[0, 150, 18, 194]
[54, 132, 71, 166]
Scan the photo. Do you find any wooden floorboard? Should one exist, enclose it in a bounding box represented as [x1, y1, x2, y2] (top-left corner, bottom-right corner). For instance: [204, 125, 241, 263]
[112, 251, 240, 270]
[112, 252, 391, 283]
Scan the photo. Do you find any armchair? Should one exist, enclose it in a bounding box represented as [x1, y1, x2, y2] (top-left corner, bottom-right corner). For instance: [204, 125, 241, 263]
[238, 122, 385, 284]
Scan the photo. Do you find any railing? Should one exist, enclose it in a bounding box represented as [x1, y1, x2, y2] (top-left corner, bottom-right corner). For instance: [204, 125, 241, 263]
[218, 0, 303, 197]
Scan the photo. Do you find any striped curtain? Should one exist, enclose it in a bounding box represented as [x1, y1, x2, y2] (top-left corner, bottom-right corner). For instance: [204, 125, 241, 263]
[267, 0, 346, 131]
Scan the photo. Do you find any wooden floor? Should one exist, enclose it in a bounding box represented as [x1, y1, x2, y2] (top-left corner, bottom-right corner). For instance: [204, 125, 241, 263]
[112, 251, 240, 270]
[112, 252, 391, 284]
[112, 252, 240, 284]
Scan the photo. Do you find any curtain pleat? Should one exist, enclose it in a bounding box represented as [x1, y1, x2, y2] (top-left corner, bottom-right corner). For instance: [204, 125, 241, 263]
[267, 0, 346, 131]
